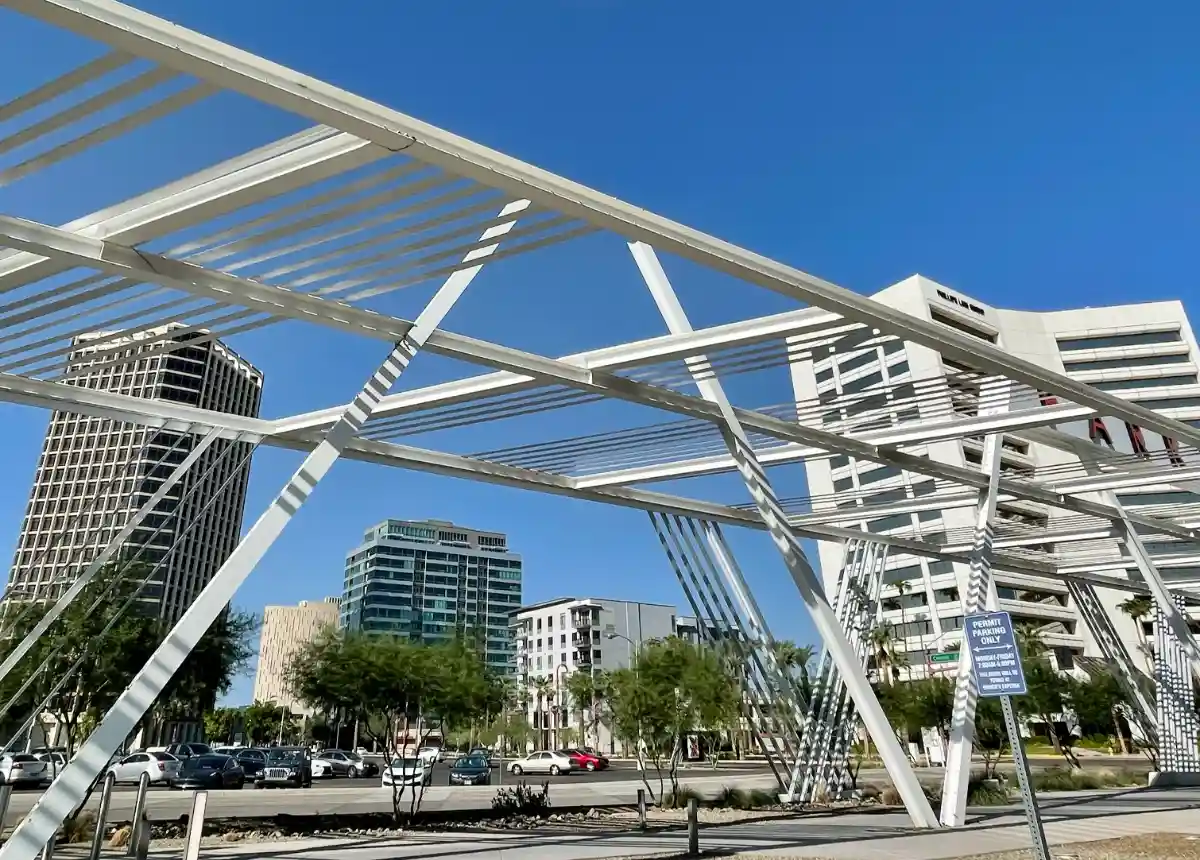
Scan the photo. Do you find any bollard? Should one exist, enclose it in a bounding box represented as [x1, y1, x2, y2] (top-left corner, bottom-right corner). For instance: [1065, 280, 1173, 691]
[126, 771, 150, 857]
[0, 783, 13, 839]
[183, 792, 208, 860]
[89, 772, 116, 860]
[686, 797, 699, 857]
[133, 811, 150, 860]
[39, 830, 57, 860]
[637, 788, 647, 830]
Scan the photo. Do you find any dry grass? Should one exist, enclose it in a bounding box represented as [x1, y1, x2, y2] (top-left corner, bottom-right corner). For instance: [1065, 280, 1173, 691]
[730, 833, 1200, 859]
[938, 833, 1200, 860]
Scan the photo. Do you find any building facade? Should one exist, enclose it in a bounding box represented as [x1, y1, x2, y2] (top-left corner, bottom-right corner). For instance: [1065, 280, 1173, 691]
[339, 519, 522, 676]
[6, 325, 262, 624]
[252, 597, 341, 715]
[790, 275, 1200, 681]
[511, 597, 682, 752]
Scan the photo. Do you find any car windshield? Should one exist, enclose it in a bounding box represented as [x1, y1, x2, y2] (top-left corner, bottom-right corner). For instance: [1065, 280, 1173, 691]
[182, 756, 225, 771]
[266, 749, 303, 763]
[390, 758, 421, 769]
[11, 755, 36, 763]
[455, 757, 487, 769]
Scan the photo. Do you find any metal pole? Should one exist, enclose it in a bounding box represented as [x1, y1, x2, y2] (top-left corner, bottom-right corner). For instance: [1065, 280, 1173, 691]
[0, 784, 12, 838]
[88, 773, 115, 860]
[1001, 695, 1051, 860]
[637, 788, 647, 830]
[126, 772, 150, 858]
[182, 791, 207, 860]
[37, 834, 54, 860]
[632, 241, 939, 829]
[940, 379, 1010, 827]
[687, 797, 699, 856]
[0, 203, 525, 860]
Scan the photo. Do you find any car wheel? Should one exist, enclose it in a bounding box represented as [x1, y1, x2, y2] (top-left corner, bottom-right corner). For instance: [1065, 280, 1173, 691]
[549, 765, 561, 776]
[254, 782, 263, 789]
[348, 766, 359, 779]
[586, 762, 596, 772]
[510, 765, 523, 775]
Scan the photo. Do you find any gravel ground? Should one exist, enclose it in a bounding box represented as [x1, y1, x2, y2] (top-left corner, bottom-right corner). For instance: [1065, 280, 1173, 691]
[728, 833, 1200, 860]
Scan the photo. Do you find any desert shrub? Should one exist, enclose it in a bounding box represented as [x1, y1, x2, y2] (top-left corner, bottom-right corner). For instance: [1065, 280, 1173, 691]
[491, 781, 551, 815]
[713, 787, 776, 809]
[60, 813, 97, 844]
[966, 775, 1009, 806]
[660, 785, 702, 809]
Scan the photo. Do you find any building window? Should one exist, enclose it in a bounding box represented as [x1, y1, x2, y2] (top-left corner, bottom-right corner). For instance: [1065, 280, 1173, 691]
[1091, 374, 1197, 392]
[1057, 329, 1181, 351]
[1064, 353, 1191, 372]
[929, 309, 997, 343]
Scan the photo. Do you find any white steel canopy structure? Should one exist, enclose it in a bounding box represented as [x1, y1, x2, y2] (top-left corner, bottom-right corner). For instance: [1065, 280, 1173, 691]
[1, 0, 1199, 853]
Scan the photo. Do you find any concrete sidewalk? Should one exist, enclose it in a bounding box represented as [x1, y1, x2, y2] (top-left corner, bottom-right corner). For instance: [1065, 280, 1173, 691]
[116, 787, 1200, 860]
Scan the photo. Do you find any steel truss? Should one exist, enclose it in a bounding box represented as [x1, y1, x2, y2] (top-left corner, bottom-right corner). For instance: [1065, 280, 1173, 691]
[787, 537, 889, 804]
[0, 0, 1198, 851]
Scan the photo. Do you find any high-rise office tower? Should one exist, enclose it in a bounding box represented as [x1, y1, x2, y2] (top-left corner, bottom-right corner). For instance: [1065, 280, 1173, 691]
[791, 275, 1200, 679]
[340, 519, 523, 675]
[253, 597, 341, 714]
[6, 325, 263, 624]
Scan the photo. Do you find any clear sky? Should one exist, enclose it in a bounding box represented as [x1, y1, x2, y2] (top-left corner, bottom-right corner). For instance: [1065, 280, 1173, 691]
[1, 1, 1197, 706]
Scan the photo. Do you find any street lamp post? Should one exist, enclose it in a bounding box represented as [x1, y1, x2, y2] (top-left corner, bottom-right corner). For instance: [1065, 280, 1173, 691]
[607, 632, 640, 759]
[553, 663, 570, 749]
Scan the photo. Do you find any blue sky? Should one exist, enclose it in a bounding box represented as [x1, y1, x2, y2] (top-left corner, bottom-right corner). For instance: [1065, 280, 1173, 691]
[1, 1, 1198, 705]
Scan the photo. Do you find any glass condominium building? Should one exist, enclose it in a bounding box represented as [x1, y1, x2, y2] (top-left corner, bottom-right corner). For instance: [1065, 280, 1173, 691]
[339, 519, 522, 674]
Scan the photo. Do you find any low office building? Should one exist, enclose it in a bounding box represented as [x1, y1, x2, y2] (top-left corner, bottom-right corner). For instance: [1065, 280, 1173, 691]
[511, 597, 684, 753]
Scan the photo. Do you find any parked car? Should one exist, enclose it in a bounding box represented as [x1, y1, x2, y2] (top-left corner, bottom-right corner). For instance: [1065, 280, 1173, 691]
[214, 747, 268, 779]
[416, 746, 441, 765]
[382, 756, 432, 788]
[33, 751, 66, 780]
[173, 755, 244, 790]
[255, 747, 312, 789]
[0, 754, 47, 787]
[507, 751, 575, 776]
[165, 742, 212, 760]
[318, 749, 377, 778]
[107, 751, 181, 785]
[560, 749, 608, 772]
[448, 755, 491, 786]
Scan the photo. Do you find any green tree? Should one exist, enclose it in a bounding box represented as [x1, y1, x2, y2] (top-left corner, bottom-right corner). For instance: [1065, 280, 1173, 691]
[1119, 596, 1154, 657]
[286, 631, 494, 822]
[606, 637, 740, 800]
[974, 697, 1009, 779]
[772, 640, 816, 705]
[1012, 628, 1078, 768]
[242, 700, 295, 746]
[564, 670, 611, 750]
[202, 706, 243, 745]
[868, 625, 896, 686]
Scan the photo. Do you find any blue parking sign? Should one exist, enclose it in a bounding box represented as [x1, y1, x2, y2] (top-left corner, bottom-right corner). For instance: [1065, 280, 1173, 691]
[964, 611, 1027, 697]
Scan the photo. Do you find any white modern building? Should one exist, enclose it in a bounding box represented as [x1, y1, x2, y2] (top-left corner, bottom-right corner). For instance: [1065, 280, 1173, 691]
[6, 325, 263, 624]
[511, 597, 682, 752]
[791, 275, 1200, 680]
[252, 597, 341, 715]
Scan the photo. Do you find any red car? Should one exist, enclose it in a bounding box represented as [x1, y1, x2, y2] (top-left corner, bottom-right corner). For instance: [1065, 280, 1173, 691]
[561, 748, 608, 772]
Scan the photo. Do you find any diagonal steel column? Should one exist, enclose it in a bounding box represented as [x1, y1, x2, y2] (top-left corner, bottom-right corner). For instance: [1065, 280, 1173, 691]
[649, 513, 790, 789]
[631, 242, 939, 828]
[939, 380, 1010, 827]
[680, 518, 807, 773]
[0, 200, 529, 860]
[0, 425, 222, 685]
[1067, 580, 1158, 749]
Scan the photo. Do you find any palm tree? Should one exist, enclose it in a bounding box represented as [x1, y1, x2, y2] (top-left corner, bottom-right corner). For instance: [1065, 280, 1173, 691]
[531, 676, 554, 749]
[772, 640, 816, 705]
[868, 624, 896, 685]
[893, 580, 913, 679]
[1119, 596, 1154, 659]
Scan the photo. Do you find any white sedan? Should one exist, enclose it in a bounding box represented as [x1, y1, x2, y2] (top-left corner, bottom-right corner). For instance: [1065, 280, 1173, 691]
[106, 751, 181, 785]
[381, 757, 432, 788]
[0, 754, 48, 787]
[507, 751, 575, 776]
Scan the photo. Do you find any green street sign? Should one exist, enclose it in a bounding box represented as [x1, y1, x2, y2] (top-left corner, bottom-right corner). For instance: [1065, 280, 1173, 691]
[930, 652, 960, 664]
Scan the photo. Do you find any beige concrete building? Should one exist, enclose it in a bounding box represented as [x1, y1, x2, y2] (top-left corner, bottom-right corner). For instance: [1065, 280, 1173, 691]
[252, 597, 340, 714]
